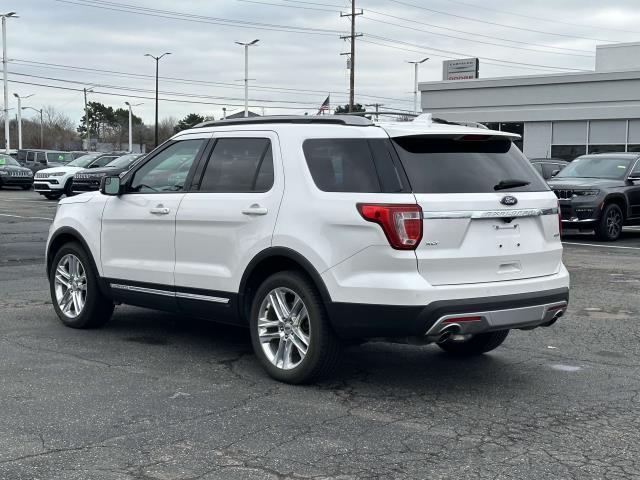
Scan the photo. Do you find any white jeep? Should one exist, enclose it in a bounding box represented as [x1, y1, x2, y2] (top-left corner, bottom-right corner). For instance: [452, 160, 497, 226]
[46, 115, 569, 383]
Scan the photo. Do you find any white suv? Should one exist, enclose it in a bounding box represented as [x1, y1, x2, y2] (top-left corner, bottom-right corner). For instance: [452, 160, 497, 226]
[46, 115, 569, 383]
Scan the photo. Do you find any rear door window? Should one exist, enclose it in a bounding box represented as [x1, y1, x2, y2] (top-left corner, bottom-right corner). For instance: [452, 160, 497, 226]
[198, 138, 273, 192]
[392, 136, 548, 193]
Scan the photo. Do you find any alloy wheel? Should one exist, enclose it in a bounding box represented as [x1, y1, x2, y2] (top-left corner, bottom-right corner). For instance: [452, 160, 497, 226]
[257, 287, 310, 370]
[54, 254, 87, 318]
[606, 209, 622, 238]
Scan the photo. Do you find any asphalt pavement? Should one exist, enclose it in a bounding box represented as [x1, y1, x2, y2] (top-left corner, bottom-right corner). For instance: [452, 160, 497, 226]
[1, 187, 640, 480]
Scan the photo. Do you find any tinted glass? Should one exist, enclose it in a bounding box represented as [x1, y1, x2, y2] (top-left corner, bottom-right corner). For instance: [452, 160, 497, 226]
[303, 138, 381, 192]
[27, 152, 35, 162]
[542, 163, 559, 179]
[557, 156, 633, 180]
[36, 152, 46, 163]
[587, 144, 625, 155]
[17, 151, 27, 162]
[532, 163, 544, 176]
[392, 137, 547, 193]
[0, 154, 20, 166]
[90, 155, 119, 168]
[46, 152, 73, 163]
[131, 139, 204, 193]
[67, 154, 101, 167]
[199, 138, 273, 192]
[630, 160, 640, 176]
[106, 154, 143, 169]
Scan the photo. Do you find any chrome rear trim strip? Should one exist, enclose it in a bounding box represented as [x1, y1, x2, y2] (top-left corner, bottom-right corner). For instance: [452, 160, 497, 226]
[423, 207, 559, 220]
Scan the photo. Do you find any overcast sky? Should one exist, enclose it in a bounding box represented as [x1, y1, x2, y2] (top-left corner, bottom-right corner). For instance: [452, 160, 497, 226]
[5, 0, 640, 126]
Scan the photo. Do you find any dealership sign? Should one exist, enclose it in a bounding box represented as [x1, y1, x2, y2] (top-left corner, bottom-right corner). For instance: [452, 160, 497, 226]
[443, 58, 479, 81]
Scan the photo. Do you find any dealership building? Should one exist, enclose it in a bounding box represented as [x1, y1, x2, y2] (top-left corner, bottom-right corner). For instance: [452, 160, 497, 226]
[418, 42, 640, 160]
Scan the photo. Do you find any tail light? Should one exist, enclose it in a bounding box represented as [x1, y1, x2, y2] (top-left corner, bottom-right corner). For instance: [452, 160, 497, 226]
[357, 203, 423, 250]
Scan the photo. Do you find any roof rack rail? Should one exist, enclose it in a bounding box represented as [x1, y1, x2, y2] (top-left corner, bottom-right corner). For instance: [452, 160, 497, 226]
[193, 115, 373, 128]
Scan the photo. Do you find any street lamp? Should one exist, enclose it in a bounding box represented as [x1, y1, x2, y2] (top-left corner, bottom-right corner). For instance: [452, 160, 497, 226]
[13, 92, 33, 150]
[144, 52, 171, 147]
[235, 39, 259, 118]
[2, 11, 18, 154]
[22, 106, 43, 149]
[83, 87, 94, 151]
[124, 101, 142, 153]
[406, 57, 428, 114]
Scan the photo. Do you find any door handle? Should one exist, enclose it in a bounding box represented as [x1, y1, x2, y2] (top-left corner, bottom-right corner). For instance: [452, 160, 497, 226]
[150, 205, 170, 215]
[241, 204, 268, 216]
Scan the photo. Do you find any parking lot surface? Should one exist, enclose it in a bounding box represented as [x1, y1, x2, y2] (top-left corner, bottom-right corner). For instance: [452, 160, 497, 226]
[1, 187, 640, 480]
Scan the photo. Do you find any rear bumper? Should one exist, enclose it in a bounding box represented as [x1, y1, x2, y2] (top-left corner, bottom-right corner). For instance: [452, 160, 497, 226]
[326, 287, 569, 339]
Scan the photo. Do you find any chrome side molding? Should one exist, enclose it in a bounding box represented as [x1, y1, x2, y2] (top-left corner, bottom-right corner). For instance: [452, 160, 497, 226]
[110, 283, 230, 304]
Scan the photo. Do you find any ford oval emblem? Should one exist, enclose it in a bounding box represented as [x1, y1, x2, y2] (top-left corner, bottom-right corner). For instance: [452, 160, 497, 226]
[500, 195, 518, 206]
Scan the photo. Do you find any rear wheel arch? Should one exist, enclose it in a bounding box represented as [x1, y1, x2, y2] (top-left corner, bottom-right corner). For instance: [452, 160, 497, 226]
[238, 247, 332, 324]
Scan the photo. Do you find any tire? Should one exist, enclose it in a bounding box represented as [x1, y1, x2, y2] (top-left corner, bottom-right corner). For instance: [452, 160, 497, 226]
[64, 180, 75, 197]
[438, 330, 509, 356]
[249, 271, 342, 384]
[595, 203, 623, 241]
[49, 241, 114, 329]
[44, 192, 62, 200]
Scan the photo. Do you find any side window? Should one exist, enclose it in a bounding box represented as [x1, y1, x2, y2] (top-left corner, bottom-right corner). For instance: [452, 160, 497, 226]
[199, 138, 273, 192]
[36, 152, 47, 163]
[532, 163, 543, 176]
[91, 156, 117, 168]
[131, 139, 204, 193]
[302, 138, 381, 193]
[542, 163, 557, 179]
[27, 152, 35, 163]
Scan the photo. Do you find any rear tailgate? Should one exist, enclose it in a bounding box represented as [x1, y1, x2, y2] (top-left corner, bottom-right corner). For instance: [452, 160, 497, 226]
[390, 134, 562, 286]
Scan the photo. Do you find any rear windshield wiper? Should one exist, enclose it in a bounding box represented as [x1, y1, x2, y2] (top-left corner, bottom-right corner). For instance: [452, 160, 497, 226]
[494, 179, 530, 191]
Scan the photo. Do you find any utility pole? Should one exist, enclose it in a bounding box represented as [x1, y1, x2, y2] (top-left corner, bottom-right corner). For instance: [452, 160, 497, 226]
[365, 103, 384, 122]
[340, 2, 362, 113]
[407, 58, 429, 114]
[2, 12, 17, 154]
[145, 52, 171, 148]
[235, 40, 259, 118]
[13, 93, 33, 150]
[83, 87, 94, 151]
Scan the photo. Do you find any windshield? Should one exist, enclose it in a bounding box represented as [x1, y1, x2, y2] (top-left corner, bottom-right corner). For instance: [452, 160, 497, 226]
[106, 154, 142, 169]
[66, 153, 101, 168]
[0, 154, 20, 167]
[46, 152, 74, 163]
[556, 156, 633, 180]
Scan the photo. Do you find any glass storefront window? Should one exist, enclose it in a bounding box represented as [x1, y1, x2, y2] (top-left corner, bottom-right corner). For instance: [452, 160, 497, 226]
[551, 145, 587, 161]
[587, 144, 626, 154]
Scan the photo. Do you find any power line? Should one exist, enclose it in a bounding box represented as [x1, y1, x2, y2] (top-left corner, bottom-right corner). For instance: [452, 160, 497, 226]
[53, 0, 345, 36]
[365, 34, 592, 71]
[238, 0, 595, 55]
[442, 0, 640, 35]
[380, 0, 624, 43]
[10, 59, 415, 104]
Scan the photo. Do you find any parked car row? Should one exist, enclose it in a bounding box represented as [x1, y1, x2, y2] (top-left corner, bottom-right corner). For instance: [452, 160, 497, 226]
[0, 151, 144, 198]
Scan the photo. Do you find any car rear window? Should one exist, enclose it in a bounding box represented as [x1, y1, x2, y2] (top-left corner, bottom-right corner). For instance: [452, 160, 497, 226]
[391, 136, 548, 193]
[303, 138, 407, 193]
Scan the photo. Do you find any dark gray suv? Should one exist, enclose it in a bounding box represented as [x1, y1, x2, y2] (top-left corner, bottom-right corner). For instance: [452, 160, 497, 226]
[548, 153, 640, 241]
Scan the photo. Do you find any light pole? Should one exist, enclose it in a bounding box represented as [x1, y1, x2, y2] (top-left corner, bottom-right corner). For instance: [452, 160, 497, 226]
[2, 12, 18, 154]
[406, 58, 428, 114]
[144, 52, 171, 147]
[22, 106, 43, 149]
[83, 87, 94, 151]
[124, 101, 142, 153]
[13, 93, 33, 150]
[235, 39, 259, 118]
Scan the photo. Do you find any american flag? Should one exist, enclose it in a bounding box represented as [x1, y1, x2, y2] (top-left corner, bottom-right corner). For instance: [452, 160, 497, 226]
[317, 95, 330, 115]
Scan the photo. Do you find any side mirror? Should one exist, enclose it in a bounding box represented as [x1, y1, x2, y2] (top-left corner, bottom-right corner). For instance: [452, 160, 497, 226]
[551, 169, 560, 177]
[100, 176, 122, 196]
